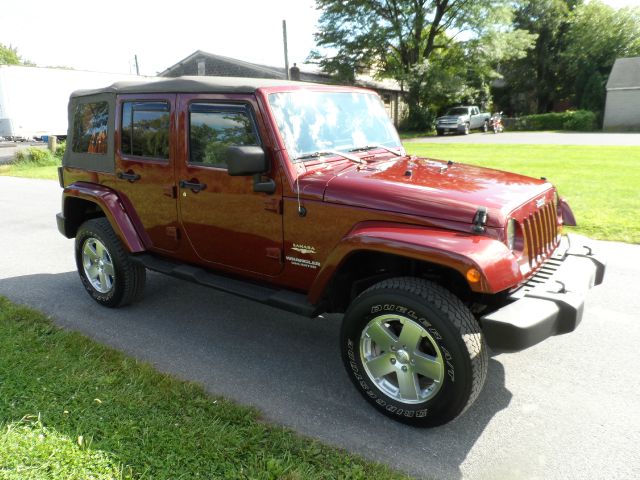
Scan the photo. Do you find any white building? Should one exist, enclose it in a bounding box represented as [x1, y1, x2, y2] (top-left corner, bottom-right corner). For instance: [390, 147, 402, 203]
[603, 57, 640, 131]
[0, 66, 145, 140]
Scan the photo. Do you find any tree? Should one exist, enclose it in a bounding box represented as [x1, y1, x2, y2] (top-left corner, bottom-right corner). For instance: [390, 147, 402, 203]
[500, 0, 580, 114]
[563, 1, 640, 114]
[0, 43, 34, 66]
[309, 0, 534, 129]
[418, 28, 534, 116]
[0, 43, 21, 65]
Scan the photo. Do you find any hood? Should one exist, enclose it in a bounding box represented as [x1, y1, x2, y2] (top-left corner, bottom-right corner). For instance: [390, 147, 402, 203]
[320, 157, 552, 228]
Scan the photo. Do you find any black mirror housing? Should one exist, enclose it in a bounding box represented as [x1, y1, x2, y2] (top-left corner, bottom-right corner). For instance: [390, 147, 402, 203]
[227, 146, 268, 176]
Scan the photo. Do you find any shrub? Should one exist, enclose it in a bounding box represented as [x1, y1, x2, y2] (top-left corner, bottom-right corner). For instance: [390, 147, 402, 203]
[514, 110, 597, 132]
[561, 110, 598, 131]
[54, 140, 66, 160]
[13, 146, 60, 167]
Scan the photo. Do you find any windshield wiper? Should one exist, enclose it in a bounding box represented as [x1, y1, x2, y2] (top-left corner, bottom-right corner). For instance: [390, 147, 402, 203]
[294, 150, 365, 164]
[349, 144, 404, 157]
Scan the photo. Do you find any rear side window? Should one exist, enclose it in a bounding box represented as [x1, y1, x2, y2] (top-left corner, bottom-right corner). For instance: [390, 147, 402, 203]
[121, 101, 170, 159]
[189, 104, 259, 168]
[72, 102, 109, 154]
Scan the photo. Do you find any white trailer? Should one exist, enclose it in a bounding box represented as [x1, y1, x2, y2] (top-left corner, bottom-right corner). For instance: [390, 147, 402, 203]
[0, 66, 147, 141]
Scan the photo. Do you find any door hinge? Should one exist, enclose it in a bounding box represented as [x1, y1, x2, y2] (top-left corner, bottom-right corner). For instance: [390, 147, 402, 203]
[165, 226, 180, 240]
[163, 185, 177, 198]
[264, 197, 283, 214]
[266, 247, 283, 262]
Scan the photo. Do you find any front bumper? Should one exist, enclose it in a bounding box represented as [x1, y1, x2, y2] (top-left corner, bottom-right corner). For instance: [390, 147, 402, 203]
[436, 123, 463, 132]
[480, 234, 606, 352]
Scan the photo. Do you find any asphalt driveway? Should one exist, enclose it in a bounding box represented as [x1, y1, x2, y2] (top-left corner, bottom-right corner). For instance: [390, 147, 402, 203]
[404, 131, 640, 145]
[1, 176, 638, 479]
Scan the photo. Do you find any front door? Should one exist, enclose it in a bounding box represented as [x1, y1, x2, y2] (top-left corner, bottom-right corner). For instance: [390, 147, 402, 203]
[176, 94, 283, 276]
[114, 94, 179, 252]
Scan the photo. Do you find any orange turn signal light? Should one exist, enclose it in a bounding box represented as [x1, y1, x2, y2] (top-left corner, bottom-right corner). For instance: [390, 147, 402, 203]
[466, 268, 482, 283]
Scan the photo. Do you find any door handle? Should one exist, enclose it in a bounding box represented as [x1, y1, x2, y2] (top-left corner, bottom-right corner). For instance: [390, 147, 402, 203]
[117, 171, 140, 182]
[179, 180, 207, 192]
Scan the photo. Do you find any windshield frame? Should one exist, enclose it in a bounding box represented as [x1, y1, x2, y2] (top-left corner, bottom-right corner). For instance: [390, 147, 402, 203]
[265, 88, 403, 164]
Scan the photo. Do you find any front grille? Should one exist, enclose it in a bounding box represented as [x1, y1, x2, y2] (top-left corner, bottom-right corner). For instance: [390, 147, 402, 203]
[522, 201, 559, 267]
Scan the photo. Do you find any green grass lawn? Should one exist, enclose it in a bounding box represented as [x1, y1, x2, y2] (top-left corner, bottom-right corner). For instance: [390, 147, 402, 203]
[0, 162, 59, 180]
[0, 297, 407, 480]
[0, 146, 61, 180]
[405, 143, 640, 244]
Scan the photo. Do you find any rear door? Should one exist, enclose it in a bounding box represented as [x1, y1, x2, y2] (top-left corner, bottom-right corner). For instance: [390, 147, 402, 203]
[114, 94, 179, 252]
[176, 94, 283, 276]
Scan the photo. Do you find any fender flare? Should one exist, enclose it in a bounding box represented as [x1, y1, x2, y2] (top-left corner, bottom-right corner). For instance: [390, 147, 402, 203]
[61, 182, 148, 253]
[308, 221, 522, 303]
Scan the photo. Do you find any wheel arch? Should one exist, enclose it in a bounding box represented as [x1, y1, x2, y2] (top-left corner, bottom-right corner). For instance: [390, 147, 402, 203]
[61, 182, 147, 253]
[309, 222, 522, 310]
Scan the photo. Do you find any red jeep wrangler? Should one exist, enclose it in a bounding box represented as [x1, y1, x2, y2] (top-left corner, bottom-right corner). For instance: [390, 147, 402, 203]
[57, 77, 605, 426]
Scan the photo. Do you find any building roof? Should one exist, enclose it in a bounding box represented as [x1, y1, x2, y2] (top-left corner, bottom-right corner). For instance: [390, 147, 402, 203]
[70, 76, 321, 98]
[606, 57, 640, 90]
[159, 50, 403, 93]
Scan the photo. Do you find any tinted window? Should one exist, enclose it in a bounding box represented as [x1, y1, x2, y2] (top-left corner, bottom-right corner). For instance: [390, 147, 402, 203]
[189, 104, 258, 168]
[121, 102, 170, 159]
[72, 102, 109, 154]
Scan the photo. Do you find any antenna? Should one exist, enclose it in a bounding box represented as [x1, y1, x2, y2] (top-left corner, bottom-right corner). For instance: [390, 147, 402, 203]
[282, 20, 290, 80]
[134, 55, 140, 76]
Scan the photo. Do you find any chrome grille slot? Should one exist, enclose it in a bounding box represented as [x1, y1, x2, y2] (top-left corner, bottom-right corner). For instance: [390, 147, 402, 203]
[523, 200, 560, 267]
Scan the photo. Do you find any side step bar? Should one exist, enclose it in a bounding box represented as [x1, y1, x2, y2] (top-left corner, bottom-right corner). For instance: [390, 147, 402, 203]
[132, 254, 319, 318]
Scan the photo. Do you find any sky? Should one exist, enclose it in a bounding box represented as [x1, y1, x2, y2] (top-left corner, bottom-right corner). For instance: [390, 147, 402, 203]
[1, 0, 320, 76]
[1, 0, 638, 76]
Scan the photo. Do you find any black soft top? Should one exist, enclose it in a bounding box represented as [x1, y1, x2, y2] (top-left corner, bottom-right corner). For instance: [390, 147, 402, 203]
[70, 76, 315, 97]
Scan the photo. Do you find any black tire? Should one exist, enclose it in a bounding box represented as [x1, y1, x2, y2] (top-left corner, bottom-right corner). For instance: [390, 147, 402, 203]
[483, 120, 489, 132]
[463, 123, 470, 135]
[436, 129, 445, 136]
[341, 277, 487, 427]
[75, 218, 146, 308]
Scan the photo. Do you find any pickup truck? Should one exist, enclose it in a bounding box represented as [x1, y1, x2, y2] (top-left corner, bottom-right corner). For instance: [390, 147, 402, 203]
[436, 106, 491, 135]
[56, 77, 604, 427]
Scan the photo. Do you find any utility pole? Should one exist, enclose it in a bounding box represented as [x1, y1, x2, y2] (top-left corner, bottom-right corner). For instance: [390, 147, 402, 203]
[282, 20, 290, 80]
[134, 55, 140, 76]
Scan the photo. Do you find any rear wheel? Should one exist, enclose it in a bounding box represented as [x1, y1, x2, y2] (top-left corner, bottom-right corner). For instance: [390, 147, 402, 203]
[341, 277, 487, 427]
[75, 218, 145, 308]
[483, 120, 489, 132]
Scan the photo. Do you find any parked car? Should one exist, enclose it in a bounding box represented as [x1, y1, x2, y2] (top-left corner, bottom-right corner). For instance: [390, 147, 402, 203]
[56, 77, 605, 427]
[436, 106, 491, 135]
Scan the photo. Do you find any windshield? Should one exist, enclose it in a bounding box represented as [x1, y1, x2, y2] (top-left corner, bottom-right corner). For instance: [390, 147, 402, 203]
[267, 91, 402, 162]
[445, 107, 469, 116]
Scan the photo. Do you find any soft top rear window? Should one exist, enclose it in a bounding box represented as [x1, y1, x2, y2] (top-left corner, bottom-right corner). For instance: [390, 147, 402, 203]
[72, 102, 109, 154]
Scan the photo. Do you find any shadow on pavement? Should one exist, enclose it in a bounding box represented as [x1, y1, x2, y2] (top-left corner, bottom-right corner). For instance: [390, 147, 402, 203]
[0, 270, 513, 479]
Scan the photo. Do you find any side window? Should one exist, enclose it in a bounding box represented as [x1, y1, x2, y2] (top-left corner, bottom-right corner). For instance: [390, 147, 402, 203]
[121, 101, 170, 159]
[189, 104, 259, 168]
[72, 102, 109, 154]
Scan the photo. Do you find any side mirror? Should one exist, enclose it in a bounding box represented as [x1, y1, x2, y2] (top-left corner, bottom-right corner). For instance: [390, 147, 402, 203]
[227, 145, 268, 176]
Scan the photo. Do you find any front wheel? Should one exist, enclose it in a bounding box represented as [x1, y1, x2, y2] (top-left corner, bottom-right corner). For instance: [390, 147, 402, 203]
[341, 277, 487, 427]
[462, 123, 470, 135]
[75, 218, 146, 308]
